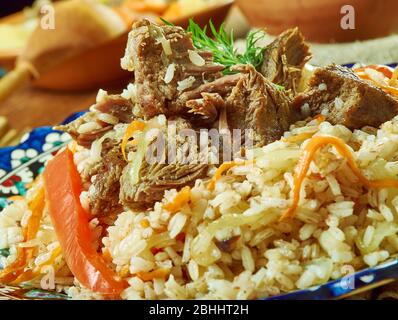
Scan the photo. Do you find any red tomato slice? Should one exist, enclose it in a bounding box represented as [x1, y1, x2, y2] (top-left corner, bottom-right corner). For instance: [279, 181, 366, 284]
[43, 149, 127, 298]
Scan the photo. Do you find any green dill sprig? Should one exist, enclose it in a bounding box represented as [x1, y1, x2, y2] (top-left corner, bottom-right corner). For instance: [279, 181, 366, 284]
[186, 19, 266, 74]
[160, 19, 284, 90]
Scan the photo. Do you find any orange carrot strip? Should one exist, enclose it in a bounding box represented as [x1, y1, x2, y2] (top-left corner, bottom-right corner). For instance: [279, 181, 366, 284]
[12, 246, 62, 284]
[280, 135, 398, 221]
[140, 219, 150, 228]
[207, 160, 254, 191]
[0, 187, 45, 283]
[389, 65, 398, 87]
[354, 65, 398, 97]
[136, 268, 170, 281]
[163, 186, 191, 214]
[121, 120, 146, 161]
[207, 162, 237, 191]
[353, 65, 394, 79]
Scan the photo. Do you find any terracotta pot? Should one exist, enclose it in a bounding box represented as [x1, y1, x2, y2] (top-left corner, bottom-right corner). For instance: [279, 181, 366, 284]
[236, 0, 398, 43]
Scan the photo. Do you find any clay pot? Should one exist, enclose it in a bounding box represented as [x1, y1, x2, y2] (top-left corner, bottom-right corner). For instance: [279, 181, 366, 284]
[236, 0, 398, 43]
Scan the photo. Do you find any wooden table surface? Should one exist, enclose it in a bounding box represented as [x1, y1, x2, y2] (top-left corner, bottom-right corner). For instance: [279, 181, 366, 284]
[0, 82, 126, 131]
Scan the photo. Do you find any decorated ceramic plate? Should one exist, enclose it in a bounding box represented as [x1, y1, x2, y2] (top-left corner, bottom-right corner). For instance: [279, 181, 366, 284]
[0, 110, 397, 300]
[1, 62, 398, 300]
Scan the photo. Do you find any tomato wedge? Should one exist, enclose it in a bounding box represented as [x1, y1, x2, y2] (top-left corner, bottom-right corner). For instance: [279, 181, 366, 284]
[43, 149, 127, 298]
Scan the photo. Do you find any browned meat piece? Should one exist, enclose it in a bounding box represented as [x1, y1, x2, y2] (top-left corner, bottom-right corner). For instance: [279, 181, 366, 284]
[56, 112, 113, 149]
[226, 65, 301, 147]
[260, 28, 311, 95]
[75, 126, 113, 149]
[125, 19, 224, 120]
[120, 162, 208, 210]
[178, 73, 242, 102]
[292, 64, 398, 129]
[186, 92, 226, 125]
[56, 95, 133, 148]
[179, 73, 242, 126]
[120, 118, 208, 209]
[88, 144, 127, 216]
[95, 95, 134, 123]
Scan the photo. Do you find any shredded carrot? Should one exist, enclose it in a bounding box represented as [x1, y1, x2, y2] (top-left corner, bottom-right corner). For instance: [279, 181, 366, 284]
[207, 162, 240, 191]
[140, 219, 150, 228]
[207, 160, 254, 191]
[24, 187, 45, 241]
[0, 247, 27, 283]
[280, 135, 398, 221]
[353, 65, 398, 98]
[163, 186, 191, 214]
[353, 65, 394, 79]
[11, 246, 62, 284]
[357, 74, 398, 97]
[389, 65, 398, 87]
[379, 84, 398, 97]
[136, 268, 170, 281]
[121, 120, 146, 161]
[355, 71, 371, 81]
[102, 248, 113, 264]
[118, 265, 130, 278]
[0, 187, 45, 283]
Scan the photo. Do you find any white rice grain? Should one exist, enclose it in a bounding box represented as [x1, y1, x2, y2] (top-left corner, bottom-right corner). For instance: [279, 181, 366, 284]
[168, 213, 187, 238]
[177, 76, 196, 92]
[77, 122, 101, 134]
[164, 63, 176, 84]
[188, 50, 205, 66]
[97, 113, 119, 125]
[129, 257, 155, 273]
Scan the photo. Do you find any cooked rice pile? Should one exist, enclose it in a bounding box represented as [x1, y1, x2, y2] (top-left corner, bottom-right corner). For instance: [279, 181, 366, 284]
[2, 115, 398, 299]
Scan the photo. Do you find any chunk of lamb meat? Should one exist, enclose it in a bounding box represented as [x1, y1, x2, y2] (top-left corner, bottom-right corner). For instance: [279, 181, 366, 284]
[226, 65, 301, 147]
[179, 73, 242, 125]
[87, 143, 127, 216]
[292, 64, 398, 129]
[120, 118, 208, 209]
[56, 95, 133, 148]
[260, 28, 311, 95]
[123, 19, 225, 121]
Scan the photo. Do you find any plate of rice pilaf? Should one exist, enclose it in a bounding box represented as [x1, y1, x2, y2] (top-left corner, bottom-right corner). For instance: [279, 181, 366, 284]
[2, 19, 398, 300]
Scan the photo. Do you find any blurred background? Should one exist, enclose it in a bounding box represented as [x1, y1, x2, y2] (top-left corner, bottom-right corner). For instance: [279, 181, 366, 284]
[0, 0, 35, 18]
[0, 0, 397, 146]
